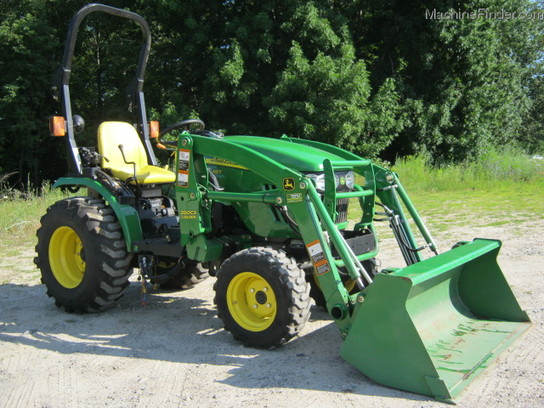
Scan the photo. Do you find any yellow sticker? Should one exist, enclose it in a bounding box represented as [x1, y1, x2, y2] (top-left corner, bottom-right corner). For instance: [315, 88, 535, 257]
[286, 193, 303, 203]
[180, 210, 197, 219]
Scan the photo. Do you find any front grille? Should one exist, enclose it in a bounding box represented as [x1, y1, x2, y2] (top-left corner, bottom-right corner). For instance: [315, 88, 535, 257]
[335, 198, 349, 223]
[334, 173, 351, 223]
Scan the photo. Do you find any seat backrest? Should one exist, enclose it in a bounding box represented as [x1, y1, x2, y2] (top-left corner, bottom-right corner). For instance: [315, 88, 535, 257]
[97, 121, 148, 178]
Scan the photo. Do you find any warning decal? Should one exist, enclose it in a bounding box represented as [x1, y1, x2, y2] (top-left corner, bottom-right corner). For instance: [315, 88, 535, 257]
[178, 149, 190, 171]
[178, 149, 190, 187]
[306, 240, 325, 264]
[306, 239, 331, 276]
[314, 259, 331, 276]
[178, 171, 189, 187]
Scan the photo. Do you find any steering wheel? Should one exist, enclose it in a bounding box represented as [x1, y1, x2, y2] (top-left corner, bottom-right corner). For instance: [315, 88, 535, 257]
[157, 119, 206, 150]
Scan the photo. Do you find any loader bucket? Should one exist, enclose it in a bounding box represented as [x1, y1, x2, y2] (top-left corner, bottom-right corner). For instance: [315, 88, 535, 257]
[340, 239, 531, 402]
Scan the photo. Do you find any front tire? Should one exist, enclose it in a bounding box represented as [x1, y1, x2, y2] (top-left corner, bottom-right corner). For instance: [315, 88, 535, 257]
[35, 197, 133, 313]
[214, 247, 311, 348]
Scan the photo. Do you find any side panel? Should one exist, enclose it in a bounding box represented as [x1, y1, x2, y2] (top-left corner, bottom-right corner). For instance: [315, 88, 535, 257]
[174, 135, 306, 260]
[52, 177, 143, 251]
[207, 160, 297, 238]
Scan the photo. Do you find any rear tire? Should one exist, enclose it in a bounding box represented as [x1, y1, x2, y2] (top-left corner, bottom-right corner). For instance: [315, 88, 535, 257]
[35, 197, 133, 313]
[155, 258, 209, 290]
[214, 247, 311, 348]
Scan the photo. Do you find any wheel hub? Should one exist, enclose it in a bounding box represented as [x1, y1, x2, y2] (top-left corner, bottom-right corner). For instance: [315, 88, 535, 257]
[48, 226, 86, 289]
[255, 290, 267, 305]
[226, 272, 277, 332]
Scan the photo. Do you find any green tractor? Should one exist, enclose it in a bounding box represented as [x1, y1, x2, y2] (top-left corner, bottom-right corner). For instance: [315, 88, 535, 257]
[36, 4, 531, 402]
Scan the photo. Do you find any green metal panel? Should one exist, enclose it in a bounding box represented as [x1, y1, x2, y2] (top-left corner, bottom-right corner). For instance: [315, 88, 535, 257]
[185, 234, 224, 262]
[340, 239, 531, 401]
[286, 194, 353, 332]
[224, 135, 347, 172]
[175, 134, 307, 259]
[52, 177, 143, 251]
[206, 162, 298, 238]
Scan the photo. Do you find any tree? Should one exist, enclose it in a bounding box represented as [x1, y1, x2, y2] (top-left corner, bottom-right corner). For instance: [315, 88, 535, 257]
[0, 0, 62, 186]
[143, 0, 402, 157]
[346, 0, 541, 162]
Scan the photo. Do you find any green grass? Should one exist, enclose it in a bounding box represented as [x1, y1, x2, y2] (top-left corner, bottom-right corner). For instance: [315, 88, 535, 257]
[0, 183, 67, 247]
[390, 150, 544, 230]
[391, 148, 544, 192]
[349, 149, 544, 237]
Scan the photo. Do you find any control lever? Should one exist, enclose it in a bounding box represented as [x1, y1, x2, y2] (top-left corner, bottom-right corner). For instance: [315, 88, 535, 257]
[118, 144, 141, 194]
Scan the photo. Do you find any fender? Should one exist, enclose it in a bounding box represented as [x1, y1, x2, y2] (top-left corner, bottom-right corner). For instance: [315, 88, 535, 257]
[53, 177, 143, 251]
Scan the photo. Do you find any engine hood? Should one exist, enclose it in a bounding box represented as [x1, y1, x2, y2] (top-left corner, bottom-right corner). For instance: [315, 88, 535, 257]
[224, 135, 346, 172]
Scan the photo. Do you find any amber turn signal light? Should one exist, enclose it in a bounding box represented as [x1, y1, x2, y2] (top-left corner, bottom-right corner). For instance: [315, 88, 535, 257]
[49, 116, 66, 137]
[149, 121, 160, 138]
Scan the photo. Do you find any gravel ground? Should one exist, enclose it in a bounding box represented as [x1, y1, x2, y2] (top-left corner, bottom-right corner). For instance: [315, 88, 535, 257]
[0, 220, 542, 408]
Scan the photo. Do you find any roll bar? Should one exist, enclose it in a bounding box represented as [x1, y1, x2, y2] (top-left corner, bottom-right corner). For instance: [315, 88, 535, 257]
[52, 3, 156, 175]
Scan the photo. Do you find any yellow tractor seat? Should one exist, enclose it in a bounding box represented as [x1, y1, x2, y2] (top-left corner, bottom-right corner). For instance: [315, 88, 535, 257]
[97, 121, 175, 184]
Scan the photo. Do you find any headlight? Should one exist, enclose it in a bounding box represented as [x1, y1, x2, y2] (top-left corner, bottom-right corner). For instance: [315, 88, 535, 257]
[345, 171, 355, 189]
[307, 171, 355, 192]
[307, 173, 326, 192]
[334, 174, 340, 189]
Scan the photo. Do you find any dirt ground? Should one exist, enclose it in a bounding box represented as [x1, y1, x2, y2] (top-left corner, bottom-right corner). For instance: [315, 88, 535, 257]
[1, 220, 543, 408]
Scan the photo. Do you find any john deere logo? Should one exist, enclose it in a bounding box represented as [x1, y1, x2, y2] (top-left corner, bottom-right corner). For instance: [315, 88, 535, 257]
[283, 177, 295, 191]
[339, 176, 346, 186]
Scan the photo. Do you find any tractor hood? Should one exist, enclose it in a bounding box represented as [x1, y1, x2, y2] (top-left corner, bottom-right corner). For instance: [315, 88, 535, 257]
[225, 136, 345, 172]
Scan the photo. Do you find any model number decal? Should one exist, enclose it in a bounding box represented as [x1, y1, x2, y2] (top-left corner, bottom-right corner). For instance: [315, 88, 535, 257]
[286, 193, 303, 203]
[180, 210, 197, 219]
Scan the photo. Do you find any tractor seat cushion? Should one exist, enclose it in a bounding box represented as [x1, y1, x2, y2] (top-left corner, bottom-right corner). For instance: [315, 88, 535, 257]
[97, 121, 175, 184]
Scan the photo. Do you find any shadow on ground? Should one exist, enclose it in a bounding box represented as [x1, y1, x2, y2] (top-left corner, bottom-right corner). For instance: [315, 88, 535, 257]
[0, 282, 428, 403]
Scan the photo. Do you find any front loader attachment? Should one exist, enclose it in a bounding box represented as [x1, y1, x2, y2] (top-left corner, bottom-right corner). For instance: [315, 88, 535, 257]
[340, 238, 531, 401]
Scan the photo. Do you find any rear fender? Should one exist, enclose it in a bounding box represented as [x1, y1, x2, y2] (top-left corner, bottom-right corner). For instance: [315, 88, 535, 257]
[52, 177, 143, 252]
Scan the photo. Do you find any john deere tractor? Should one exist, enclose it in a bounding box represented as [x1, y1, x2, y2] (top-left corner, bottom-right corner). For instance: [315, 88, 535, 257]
[35, 4, 531, 401]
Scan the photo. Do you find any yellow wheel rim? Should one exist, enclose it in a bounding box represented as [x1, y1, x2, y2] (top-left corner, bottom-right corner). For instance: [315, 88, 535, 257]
[48, 226, 86, 289]
[226, 272, 277, 332]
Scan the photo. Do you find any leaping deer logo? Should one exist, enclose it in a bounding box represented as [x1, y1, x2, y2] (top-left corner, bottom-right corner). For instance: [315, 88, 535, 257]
[283, 178, 295, 191]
